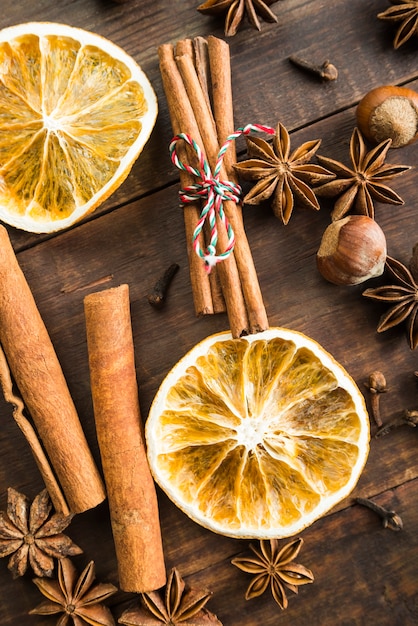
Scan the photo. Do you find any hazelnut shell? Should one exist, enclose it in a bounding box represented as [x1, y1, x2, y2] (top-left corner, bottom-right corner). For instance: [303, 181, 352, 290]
[357, 85, 418, 148]
[317, 215, 387, 286]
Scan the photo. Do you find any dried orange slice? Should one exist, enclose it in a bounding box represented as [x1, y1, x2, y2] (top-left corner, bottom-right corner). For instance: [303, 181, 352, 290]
[146, 328, 370, 539]
[0, 22, 157, 233]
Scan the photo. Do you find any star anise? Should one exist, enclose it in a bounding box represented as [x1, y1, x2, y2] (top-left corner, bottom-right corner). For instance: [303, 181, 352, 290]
[233, 122, 335, 224]
[30, 557, 118, 626]
[231, 537, 314, 610]
[0, 487, 82, 578]
[378, 1, 418, 49]
[315, 127, 411, 221]
[118, 567, 222, 625]
[197, 0, 280, 37]
[363, 249, 418, 349]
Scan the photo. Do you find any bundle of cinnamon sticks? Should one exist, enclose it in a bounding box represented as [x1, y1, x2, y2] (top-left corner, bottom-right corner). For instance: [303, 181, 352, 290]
[159, 36, 268, 338]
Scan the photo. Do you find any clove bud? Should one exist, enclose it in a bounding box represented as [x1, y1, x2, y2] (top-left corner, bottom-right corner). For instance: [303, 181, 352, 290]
[364, 370, 387, 428]
[356, 496, 403, 531]
[289, 56, 338, 82]
[375, 408, 418, 437]
[147, 263, 179, 309]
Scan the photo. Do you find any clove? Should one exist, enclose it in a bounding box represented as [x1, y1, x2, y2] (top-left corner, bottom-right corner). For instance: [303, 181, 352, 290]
[405, 409, 418, 426]
[289, 56, 338, 82]
[375, 408, 418, 437]
[364, 370, 387, 428]
[147, 263, 180, 309]
[356, 497, 403, 531]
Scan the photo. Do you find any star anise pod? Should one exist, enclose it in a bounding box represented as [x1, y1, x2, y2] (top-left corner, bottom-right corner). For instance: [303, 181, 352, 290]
[315, 127, 411, 221]
[233, 122, 335, 224]
[363, 249, 418, 349]
[0, 487, 82, 578]
[197, 0, 280, 37]
[231, 537, 314, 610]
[119, 567, 222, 625]
[378, 1, 418, 49]
[30, 557, 118, 626]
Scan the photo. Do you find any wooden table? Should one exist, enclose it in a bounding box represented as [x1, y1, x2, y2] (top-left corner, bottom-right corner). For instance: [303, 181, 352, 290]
[1, 0, 418, 624]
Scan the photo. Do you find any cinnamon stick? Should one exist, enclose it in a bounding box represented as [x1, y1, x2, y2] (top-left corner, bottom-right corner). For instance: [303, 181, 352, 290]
[175, 40, 226, 315]
[0, 226, 105, 514]
[159, 41, 212, 318]
[207, 36, 237, 174]
[84, 284, 166, 593]
[209, 36, 269, 332]
[159, 44, 248, 337]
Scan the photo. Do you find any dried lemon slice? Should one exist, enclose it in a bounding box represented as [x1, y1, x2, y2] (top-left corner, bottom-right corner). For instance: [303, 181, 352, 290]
[0, 22, 157, 232]
[146, 328, 370, 539]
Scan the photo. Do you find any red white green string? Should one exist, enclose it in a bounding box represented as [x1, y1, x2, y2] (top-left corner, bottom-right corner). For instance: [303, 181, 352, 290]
[169, 123, 275, 271]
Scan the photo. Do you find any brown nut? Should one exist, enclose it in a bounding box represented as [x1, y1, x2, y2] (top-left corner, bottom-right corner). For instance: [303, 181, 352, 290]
[317, 215, 387, 286]
[357, 85, 418, 148]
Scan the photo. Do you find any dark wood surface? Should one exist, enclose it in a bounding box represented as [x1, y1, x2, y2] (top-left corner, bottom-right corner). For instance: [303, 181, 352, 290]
[1, 1, 418, 624]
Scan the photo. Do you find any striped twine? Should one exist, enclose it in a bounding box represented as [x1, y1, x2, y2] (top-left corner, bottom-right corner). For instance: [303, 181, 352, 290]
[169, 123, 275, 272]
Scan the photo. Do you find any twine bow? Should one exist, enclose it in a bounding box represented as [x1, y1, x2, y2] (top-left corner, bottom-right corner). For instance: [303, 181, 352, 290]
[169, 123, 275, 271]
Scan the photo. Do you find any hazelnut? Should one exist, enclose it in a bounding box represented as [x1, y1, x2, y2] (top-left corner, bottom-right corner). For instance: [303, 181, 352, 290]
[317, 215, 387, 286]
[357, 85, 418, 148]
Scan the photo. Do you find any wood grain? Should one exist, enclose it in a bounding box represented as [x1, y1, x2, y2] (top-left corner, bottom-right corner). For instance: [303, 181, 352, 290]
[1, 0, 418, 624]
